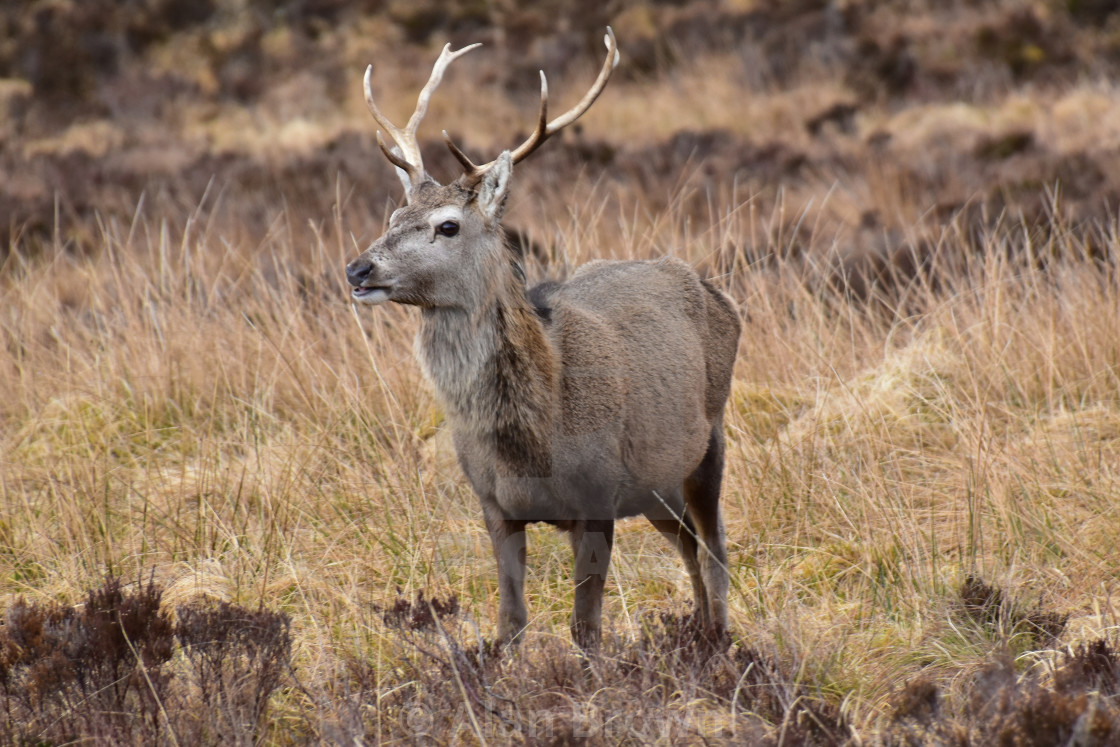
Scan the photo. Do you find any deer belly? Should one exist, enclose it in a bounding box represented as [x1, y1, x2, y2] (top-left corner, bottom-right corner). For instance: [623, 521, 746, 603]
[613, 478, 690, 519]
[489, 474, 616, 522]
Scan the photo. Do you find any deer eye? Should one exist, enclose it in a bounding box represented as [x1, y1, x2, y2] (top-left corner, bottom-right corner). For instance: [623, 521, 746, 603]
[436, 220, 459, 237]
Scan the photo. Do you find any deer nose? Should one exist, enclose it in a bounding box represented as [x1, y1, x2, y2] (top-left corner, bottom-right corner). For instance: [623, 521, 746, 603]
[346, 257, 373, 287]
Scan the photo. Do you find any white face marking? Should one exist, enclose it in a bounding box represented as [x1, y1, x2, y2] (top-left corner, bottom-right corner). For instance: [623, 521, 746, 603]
[351, 287, 391, 305]
[428, 206, 464, 228]
[426, 206, 466, 242]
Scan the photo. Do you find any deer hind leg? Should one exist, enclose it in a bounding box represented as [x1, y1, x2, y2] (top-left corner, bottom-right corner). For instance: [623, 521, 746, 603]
[484, 511, 529, 644]
[647, 510, 710, 626]
[683, 422, 730, 636]
[569, 519, 614, 649]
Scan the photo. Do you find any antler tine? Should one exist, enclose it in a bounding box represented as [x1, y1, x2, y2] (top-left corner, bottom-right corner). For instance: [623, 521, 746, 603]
[364, 65, 420, 182]
[510, 27, 617, 163]
[443, 72, 547, 181]
[407, 43, 482, 136]
[364, 42, 481, 186]
[443, 128, 482, 176]
[512, 71, 550, 163]
[446, 27, 619, 183]
[375, 131, 414, 175]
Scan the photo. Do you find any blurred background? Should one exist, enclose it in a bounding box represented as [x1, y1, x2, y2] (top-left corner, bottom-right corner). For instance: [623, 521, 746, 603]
[4, 0, 1120, 267]
[4, 5, 1120, 741]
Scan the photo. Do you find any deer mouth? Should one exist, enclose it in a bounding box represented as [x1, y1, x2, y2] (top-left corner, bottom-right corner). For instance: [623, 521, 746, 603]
[351, 285, 393, 305]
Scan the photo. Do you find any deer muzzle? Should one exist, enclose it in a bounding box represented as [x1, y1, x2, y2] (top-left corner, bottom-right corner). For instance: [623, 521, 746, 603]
[346, 256, 394, 305]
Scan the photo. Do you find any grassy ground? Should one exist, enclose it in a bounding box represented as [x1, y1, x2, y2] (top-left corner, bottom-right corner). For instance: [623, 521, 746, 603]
[3, 1, 1120, 743]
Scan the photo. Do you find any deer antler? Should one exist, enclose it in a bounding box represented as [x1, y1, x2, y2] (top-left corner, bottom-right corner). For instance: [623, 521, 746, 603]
[364, 42, 481, 188]
[444, 27, 620, 184]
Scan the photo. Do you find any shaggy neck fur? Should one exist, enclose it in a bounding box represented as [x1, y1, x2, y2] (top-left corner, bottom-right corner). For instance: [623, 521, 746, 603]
[417, 261, 556, 477]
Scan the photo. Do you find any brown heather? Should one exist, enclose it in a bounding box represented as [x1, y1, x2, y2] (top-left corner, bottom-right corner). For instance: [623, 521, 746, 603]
[2, 0, 1120, 743]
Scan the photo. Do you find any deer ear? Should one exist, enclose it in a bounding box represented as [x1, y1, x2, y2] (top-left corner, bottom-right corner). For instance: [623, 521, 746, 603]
[476, 151, 512, 223]
[386, 145, 415, 197]
[393, 164, 414, 196]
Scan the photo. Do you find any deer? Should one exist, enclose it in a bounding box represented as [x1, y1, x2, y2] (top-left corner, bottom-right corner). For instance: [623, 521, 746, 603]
[346, 29, 741, 649]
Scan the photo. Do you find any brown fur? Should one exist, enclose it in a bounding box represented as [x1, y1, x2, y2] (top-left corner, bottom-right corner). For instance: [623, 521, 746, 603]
[348, 150, 740, 649]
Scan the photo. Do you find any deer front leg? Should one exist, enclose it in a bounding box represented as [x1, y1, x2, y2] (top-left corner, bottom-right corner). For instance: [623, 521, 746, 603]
[569, 519, 614, 649]
[484, 510, 528, 644]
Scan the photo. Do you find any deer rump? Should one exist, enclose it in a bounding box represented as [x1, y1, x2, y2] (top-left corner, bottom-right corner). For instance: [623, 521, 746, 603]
[451, 256, 739, 526]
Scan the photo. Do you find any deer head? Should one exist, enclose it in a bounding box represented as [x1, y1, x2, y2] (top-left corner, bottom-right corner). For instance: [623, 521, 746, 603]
[346, 29, 620, 310]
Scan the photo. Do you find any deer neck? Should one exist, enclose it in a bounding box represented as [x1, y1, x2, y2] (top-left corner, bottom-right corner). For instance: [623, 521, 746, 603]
[417, 273, 555, 474]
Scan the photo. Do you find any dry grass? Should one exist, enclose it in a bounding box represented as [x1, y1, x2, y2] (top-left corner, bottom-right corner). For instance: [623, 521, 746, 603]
[3, 0, 1120, 743]
[3, 174, 1119, 743]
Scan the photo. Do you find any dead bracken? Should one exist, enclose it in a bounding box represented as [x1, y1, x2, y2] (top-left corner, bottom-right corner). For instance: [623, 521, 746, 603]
[0, 575, 292, 746]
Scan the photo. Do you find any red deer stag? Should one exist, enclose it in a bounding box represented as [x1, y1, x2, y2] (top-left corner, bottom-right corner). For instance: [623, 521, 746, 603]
[346, 29, 741, 648]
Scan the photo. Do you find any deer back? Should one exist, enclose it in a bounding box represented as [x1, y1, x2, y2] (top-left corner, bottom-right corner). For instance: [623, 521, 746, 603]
[533, 257, 740, 499]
